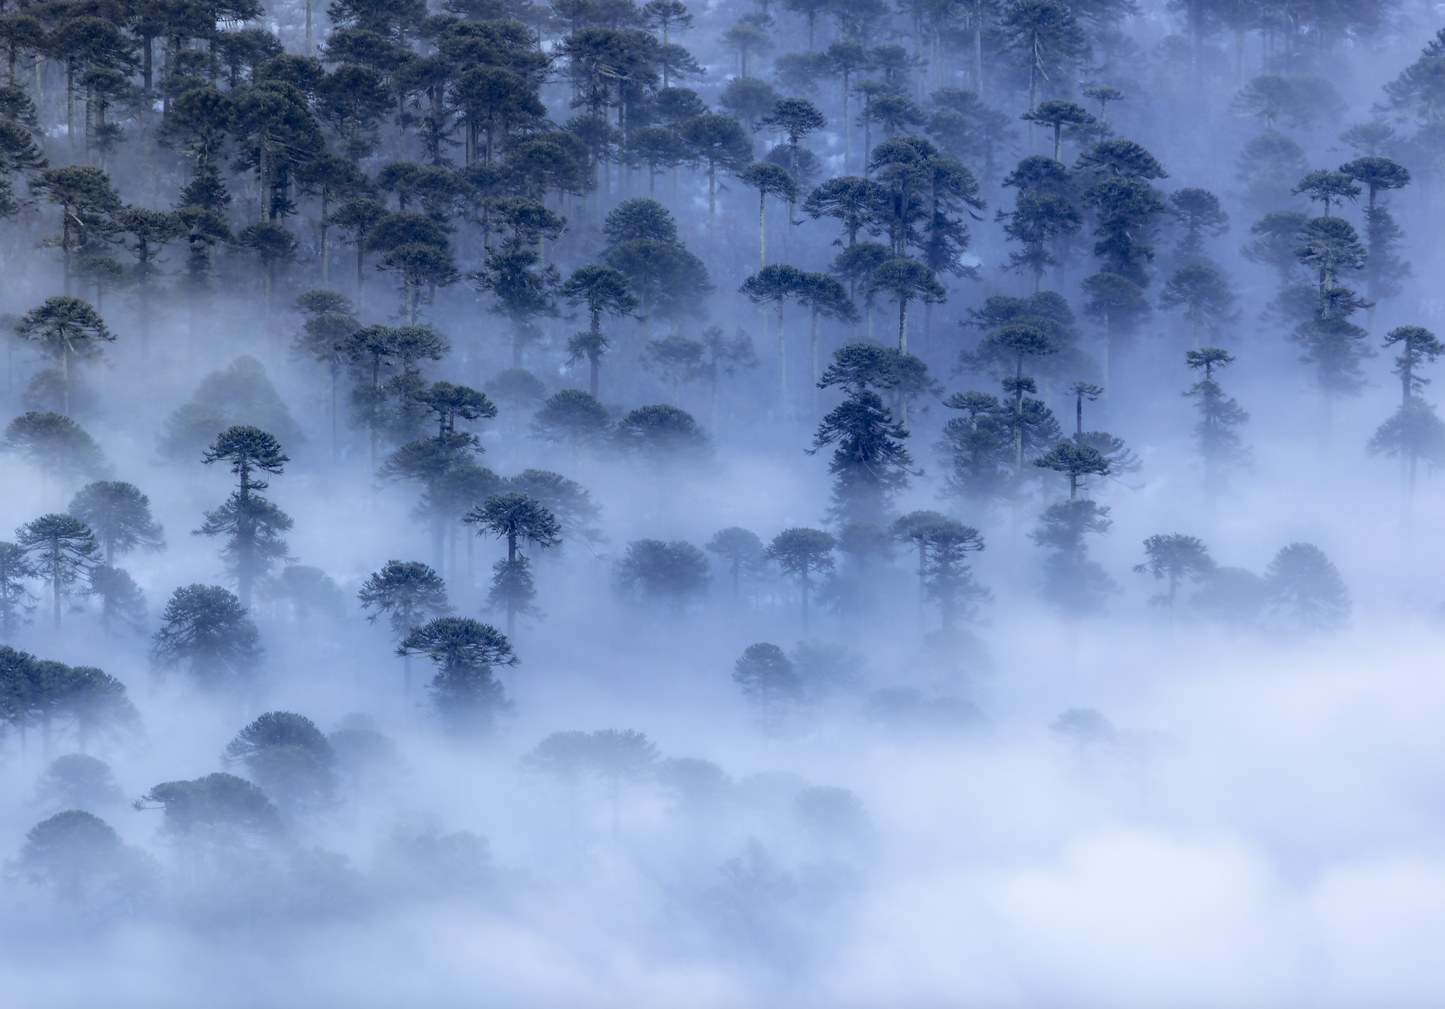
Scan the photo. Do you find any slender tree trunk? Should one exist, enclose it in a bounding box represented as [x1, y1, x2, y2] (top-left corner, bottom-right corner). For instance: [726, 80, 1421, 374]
[777, 302, 787, 414]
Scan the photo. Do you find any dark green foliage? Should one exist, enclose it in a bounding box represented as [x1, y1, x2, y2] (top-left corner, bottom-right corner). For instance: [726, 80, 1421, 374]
[614, 539, 710, 604]
[150, 584, 262, 689]
[1034, 442, 1110, 501]
[810, 390, 911, 526]
[358, 560, 451, 640]
[918, 519, 988, 628]
[399, 617, 517, 733]
[935, 391, 1011, 511]
[1264, 543, 1350, 633]
[197, 426, 294, 608]
[466, 492, 561, 633]
[1080, 176, 1165, 287]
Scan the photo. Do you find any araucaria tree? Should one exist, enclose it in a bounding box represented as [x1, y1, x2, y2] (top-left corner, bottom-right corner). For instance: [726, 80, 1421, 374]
[15, 297, 115, 416]
[398, 617, 517, 735]
[464, 493, 562, 636]
[810, 380, 913, 526]
[1133, 534, 1214, 630]
[15, 514, 96, 635]
[1368, 325, 1445, 500]
[196, 426, 293, 608]
[358, 561, 453, 697]
[67, 482, 165, 567]
[1185, 349, 1250, 501]
[732, 642, 802, 734]
[766, 528, 836, 631]
[149, 584, 263, 691]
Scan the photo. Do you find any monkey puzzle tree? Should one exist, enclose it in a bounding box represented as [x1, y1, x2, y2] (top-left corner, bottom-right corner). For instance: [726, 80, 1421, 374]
[935, 390, 1013, 514]
[2, 412, 110, 491]
[1159, 263, 1239, 350]
[1292, 170, 1360, 218]
[16, 514, 96, 637]
[464, 492, 561, 636]
[1133, 533, 1213, 630]
[1034, 441, 1110, 501]
[740, 262, 807, 410]
[766, 527, 836, 631]
[641, 335, 705, 407]
[561, 264, 635, 398]
[530, 389, 612, 471]
[867, 258, 946, 354]
[28, 165, 121, 296]
[1166, 187, 1229, 263]
[0, 541, 38, 640]
[13, 810, 157, 915]
[679, 112, 752, 223]
[739, 161, 797, 268]
[1020, 100, 1094, 161]
[236, 221, 298, 316]
[1368, 326, 1445, 499]
[399, 617, 517, 734]
[1031, 498, 1114, 616]
[291, 290, 359, 459]
[66, 482, 164, 567]
[810, 388, 913, 526]
[15, 297, 114, 417]
[358, 560, 452, 697]
[706, 527, 766, 602]
[996, 0, 1089, 116]
[614, 539, 712, 606]
[222, 711, 336, 821]
[1340, 156, 1412, 314]
[197, 426, 293, 608]
[1081, 271, 1148, 390]
[149, 584, 262, 691]
[699, 325, 760, 434]
[1185, 348, 1250, 502]
[1263, 543, 1351, 634]
[920, 519, 989, 630]
[732, 642, 802, 734]
[85, 566, 146, 637]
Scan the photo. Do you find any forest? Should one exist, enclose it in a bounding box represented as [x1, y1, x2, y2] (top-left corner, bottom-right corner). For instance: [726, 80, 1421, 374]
[1, 0, 1443, 1003]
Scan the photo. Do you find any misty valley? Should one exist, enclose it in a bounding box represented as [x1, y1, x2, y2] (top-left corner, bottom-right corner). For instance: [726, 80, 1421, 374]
[1, 0, 1444, 1004]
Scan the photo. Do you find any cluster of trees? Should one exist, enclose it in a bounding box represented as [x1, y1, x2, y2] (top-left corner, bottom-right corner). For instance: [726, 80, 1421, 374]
[5, 0, 1438, 937]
